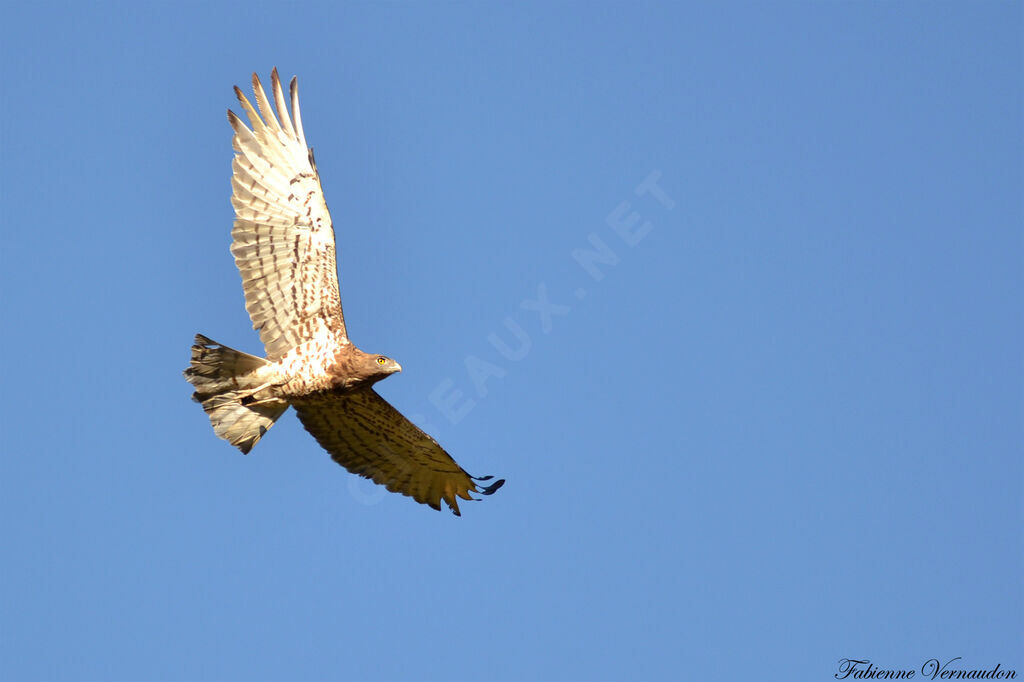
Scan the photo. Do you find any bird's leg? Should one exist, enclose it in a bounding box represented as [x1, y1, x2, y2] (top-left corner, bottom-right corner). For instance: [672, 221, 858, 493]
[236, 381, 275, 398]
[241, 397, 286, 407]
[235, 382, 283, 407]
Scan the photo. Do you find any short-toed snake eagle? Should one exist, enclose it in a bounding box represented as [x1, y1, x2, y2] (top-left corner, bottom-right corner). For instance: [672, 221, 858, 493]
[184, 70, 504, 515]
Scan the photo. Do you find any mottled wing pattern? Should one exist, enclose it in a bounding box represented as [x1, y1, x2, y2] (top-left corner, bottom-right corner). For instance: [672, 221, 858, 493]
[292, 388, 504, 515]
[228, 69, 346, 360]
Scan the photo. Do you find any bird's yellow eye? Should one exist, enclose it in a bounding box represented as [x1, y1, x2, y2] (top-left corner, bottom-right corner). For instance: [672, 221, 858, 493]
[377, 357, 387, 365]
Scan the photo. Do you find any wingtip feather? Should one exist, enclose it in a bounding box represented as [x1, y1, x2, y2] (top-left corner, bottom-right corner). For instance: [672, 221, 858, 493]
[250, 72, 281, 133]
[290, 75, 307, 149]
[270, 68, 296, 138]
[473, 476, 506, 496]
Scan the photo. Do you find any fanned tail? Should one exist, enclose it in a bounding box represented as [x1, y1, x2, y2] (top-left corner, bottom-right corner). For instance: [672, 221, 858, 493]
[183, 334, 288, 453]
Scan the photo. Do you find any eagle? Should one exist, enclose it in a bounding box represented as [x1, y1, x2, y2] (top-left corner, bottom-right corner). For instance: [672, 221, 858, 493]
[184, 69, 504, 515]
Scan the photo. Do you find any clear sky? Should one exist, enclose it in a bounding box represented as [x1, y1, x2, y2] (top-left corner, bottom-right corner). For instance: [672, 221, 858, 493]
[1, 2, 1020, 681]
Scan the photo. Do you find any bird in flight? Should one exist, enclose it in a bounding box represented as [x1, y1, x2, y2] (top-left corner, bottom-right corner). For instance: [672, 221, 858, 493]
[184, 69, 504, 515]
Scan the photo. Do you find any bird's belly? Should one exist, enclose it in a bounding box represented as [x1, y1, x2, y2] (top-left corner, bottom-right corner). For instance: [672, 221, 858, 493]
[274, 335, 346, 397]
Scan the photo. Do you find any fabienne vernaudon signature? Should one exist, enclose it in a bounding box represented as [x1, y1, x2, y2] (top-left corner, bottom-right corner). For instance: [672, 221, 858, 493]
[836, 657, 1017, 680]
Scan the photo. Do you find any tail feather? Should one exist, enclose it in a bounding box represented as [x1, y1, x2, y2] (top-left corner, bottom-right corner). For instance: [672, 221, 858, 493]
[184, 334, 288, 453]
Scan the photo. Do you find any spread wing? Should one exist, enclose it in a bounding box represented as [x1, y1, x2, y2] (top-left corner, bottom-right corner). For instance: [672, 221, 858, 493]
[292, 388, 505, 515]
[228, 69, 346, 360]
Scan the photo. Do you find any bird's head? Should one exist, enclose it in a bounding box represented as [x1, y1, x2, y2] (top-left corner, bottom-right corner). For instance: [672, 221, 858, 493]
[331, 346, 403, 390]
[371, 354, 402, 377]
[353, 350, 401, 386]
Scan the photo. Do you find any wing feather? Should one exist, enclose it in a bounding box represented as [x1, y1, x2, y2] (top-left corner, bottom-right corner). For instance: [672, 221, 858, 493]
[227, 70, 347, 360]
[250, 74, 281, 135]
[290, 76, 308, 150]
[271, 68, 297, 138]
[292, 388, 504, 515]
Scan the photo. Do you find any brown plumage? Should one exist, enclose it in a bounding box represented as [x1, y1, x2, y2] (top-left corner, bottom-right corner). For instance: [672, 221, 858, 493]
[184, 69, 503, 515]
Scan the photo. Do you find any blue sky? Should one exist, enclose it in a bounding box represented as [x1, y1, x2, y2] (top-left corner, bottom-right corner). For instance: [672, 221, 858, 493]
[1, 2, 1020, 680]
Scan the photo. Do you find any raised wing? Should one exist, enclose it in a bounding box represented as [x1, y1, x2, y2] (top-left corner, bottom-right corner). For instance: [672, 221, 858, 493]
[228, 69, 347, 360]
[292, 388, 504, 515]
